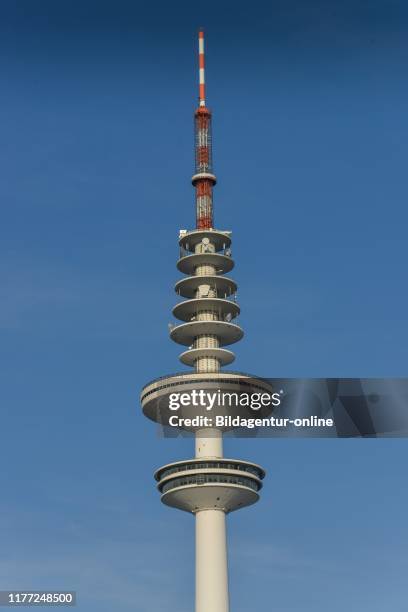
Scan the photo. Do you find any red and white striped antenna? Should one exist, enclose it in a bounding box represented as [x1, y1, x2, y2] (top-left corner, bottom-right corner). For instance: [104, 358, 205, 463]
[192, 29, 217, 229]
[198, 29, 206, 106]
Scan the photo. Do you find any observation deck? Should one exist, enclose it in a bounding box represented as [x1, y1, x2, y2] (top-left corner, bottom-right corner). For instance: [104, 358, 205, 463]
[155, 458, 265, 513]
[141, 371, 277, 430]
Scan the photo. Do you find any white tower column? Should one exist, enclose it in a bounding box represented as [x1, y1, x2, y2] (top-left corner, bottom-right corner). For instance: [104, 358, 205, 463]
[196, 509, 229, 612]
[195, 427, 223, 458]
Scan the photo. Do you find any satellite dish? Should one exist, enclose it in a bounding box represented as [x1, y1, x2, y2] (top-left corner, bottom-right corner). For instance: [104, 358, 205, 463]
[202, 237, 210, 245]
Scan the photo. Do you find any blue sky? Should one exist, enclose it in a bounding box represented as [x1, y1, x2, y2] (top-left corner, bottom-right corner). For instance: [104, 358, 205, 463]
[0, 1, 407, 610]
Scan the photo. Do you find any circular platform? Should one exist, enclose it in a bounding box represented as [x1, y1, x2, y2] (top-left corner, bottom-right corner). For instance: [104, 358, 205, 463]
[191, 172, 217, 185]
[177, 253, 234, 275]
[170, 321, 243, 346]
[179, 347, 235, 367]
[154, 458, 264, 513]
[161, 482, 259, 514]
[172, 298, 240, 323]
[175, 275, 237, 299]
[155, 458, 265, 481]
[140, 371, 278, 430]
[179, 230, 231, 253]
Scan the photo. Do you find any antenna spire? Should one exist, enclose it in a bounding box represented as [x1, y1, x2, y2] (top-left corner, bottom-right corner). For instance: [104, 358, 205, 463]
[198, 30, 206, 106]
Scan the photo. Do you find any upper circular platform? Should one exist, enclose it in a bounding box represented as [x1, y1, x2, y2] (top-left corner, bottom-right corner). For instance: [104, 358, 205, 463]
[172, 298, 240, 322]
[175, 275, 237, 299]
[179, 229, 231, 253]
[141, 371, 277, 429]
[177, 253, 234, 275]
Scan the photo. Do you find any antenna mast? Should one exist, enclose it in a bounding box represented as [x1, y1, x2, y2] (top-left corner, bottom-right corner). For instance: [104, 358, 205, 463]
[193, 30, 217, 229]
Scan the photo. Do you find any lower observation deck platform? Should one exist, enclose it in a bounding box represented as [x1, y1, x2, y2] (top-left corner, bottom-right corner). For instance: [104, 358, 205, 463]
[154, 458, 265, 513]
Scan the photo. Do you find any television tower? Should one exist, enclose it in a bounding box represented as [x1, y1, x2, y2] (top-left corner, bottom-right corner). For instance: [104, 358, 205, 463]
[141, 30, 275, 612]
